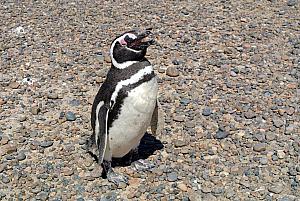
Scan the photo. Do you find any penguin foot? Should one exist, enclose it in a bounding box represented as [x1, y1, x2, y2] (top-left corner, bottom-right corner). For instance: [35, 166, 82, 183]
[132, 159, 155, 171]
[107, 170, 128, 186]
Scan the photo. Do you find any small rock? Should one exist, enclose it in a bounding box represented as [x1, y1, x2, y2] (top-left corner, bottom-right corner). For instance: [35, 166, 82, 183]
[30, 107, 41, 115]
[0, 144, 17, 156]
[40, 141, 53, 148]
[273, 117, 284, 128]
[285, 124, 296, 135]
[265, 133, 276, 141]
[244, 110, 256, 119]
[287, 0, 298, 6]
[0, 136, 9, 145]
[166, 67, 179, 77]
[17, 152, 26, 161]
[0, 163, 7, 173]
[185, 122, 195, 128]
[63, 167, 74, 176]
[215, 130, 229, 139]
[158, 67, 166, 73]
[173, 115, 185, 122]
[178, 183, 188, 192]
[18, 114, 27, 122]
[9, 81, 20, 89]
[47, 92, 58, 99]
[69, 99, 81, 106]
[167, 172, 178, 182]
[174, 139, 186, 148]
[66, 111, 76, 121]
[260, 157, 268, 165]
[2, 175, 10, 184]
[277, 150, 285, 159]
[202, 107, 212, 116]
[268, 183, 284, 194]
[253, 143, 267, 152]
[100, 192, 117, 201]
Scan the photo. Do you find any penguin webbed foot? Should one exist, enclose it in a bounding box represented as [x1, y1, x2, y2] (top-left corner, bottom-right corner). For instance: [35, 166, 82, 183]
[102, 160, 128, 186]
[132, 159, 155, 171]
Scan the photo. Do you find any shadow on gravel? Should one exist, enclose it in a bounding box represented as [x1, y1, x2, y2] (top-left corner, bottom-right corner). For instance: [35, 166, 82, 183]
[112, 132, 164, 167]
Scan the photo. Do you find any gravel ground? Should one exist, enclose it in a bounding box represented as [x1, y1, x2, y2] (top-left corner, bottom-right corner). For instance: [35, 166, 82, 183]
[0, 0, 300, 200]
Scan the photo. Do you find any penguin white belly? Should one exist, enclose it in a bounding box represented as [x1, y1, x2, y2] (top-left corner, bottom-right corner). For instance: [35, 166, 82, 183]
[109, 77, 158, 158]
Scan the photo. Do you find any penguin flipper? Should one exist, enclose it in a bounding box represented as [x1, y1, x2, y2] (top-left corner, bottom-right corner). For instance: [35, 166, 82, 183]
[150, 100, 164, 136]
[96, 103, 110, 164]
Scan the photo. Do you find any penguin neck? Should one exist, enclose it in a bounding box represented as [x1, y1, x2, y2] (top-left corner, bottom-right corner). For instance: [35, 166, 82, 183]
[111, 57, 148, 70]
[111, 58, 138, 69]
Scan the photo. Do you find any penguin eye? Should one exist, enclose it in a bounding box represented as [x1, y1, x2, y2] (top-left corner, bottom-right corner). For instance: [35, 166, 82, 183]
[124, 35, 134, 43]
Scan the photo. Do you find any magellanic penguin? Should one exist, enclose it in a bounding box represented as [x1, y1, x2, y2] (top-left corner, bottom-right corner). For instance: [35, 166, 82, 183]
[87, 30, 160, 184]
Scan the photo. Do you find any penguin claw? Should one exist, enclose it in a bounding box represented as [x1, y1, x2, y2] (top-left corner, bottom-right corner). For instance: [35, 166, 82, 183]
[107, 171, 128, 186]
[132, 159, 155, 171]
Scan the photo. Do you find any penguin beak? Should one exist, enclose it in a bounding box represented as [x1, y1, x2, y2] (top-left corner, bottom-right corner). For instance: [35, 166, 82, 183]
[127, 30, 155, 50]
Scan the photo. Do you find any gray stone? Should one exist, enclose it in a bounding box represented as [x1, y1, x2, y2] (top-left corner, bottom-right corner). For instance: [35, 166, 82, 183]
[66, 111, 76, 121]
[202, 107, 212, 116]
[273, 117, 284, 128]
[287, 0, 298, 6]
[40, 141, 53, 148]
[16, 152, 26, 161]
[47, 92, 58, 99]
[244, 110, 256, 119]
[215, 130, 229, 139]
[167, 172, 178, 182]
[174, 140, 186, 147]
[268, 183, 284, 194]
[100, 192, 117, 201]
[253, 143, 267, 152]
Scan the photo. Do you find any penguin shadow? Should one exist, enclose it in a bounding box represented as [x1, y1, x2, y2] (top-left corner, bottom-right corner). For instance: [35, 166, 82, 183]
[112, 132, 164, 168]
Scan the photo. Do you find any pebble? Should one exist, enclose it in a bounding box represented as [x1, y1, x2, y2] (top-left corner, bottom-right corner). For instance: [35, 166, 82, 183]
[273, 117, 284, 128]
[2, 175, 10, 184]
[9, 81, 20, 89]
[47, 92, 59, 99]
[0, 163, 6, 173]
[174, 139, 186, 147]
[18, 114, 27, 122]
[253, 143, 267, 152]
[69, 99, 81, 106]
[287, 0, 298, 6]
[268, 183, 284, 194]
[63, 167, 74, 176]
[0, 144, 17, 156]
[173, 115, 185, 122]
[277, 150, 286, 159]
[66, 111, 76, 121]
[215, 130, 229, 139]
[40, 141, 54, 148]
[177, 183, 188, 192]
[100, 192, 117, 201]
[167, 172, 178, 182]
[260, 157, 268, 165]
[244, 110, 256, 119]
[202, 107, 212, 116]
[166, 67, 179, 77]
[30, 107, 41, 115]
[17, 152, 26, 161]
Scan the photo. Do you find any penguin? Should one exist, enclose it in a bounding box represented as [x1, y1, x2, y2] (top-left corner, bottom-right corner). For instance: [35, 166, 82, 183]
[87, 30, 159, 184]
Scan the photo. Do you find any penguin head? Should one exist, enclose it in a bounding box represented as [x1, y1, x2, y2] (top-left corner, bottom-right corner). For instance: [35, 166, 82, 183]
[110, 30, 155, 68]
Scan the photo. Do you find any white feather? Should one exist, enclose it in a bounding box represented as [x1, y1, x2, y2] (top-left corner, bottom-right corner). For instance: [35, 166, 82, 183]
[110, 65, 153, 107]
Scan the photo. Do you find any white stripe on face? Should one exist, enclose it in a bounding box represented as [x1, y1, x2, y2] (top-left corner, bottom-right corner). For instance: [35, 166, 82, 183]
[110, 33, 140, 69]
[110, 65, 153, 107]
